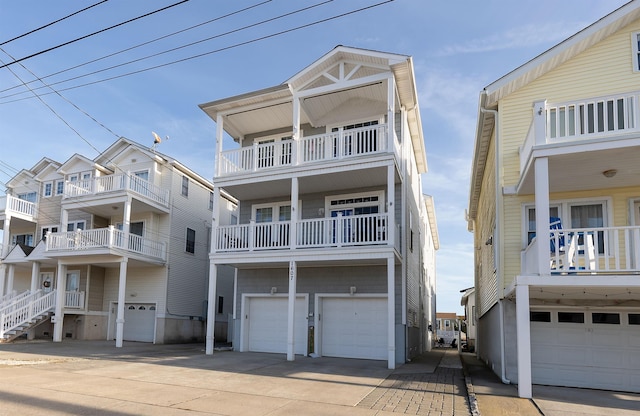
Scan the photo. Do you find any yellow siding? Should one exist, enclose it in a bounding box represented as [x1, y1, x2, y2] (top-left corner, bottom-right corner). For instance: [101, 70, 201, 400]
[497, 18, 640, 287]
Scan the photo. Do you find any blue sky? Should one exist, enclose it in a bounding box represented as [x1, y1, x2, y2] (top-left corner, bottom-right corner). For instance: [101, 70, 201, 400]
[0, 0, 630, 313]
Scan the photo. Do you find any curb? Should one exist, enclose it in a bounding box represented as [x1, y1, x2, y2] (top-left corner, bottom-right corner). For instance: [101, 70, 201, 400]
[460, 354, 481, 416]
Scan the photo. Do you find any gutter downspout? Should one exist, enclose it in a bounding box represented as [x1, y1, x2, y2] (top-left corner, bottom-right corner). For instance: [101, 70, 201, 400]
[479, 90, 511, 385]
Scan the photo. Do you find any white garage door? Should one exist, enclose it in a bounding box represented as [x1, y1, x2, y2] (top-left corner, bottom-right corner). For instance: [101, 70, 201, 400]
[320, 297, 387, 360]
[531, 309, 640, 392]
[246, 296, 307, 354]
[112, 303, 156, 342]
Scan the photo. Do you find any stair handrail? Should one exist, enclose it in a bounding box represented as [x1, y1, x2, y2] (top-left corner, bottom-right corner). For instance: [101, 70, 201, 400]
[0, 290, 38, 315]
[0, 290, 56, 339]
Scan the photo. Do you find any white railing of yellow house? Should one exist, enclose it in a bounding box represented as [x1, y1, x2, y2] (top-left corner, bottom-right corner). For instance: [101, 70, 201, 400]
[522, 225, 640, 274]
[214, 213, 390, 252]
[217, 124, 389, 177]
[520, 93, 640, 174]
[46, 227, 166, 261]
[65, 174, 169, 208]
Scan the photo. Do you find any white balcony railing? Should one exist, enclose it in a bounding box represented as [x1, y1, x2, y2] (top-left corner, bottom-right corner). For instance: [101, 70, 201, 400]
[215, 213, 389, 252]
[0, 195, 37, 219]
[0, 290, 56, 339]
[65, 291, 85, 309]
[46, 226, 166, 261]
[520, 93, 640, 173]
[522, 225, 640, 274]
[217, 124, 389, 177]
[64, 174, 170, 208]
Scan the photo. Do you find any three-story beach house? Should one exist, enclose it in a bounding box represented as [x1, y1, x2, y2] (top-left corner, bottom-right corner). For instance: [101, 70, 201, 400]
[0, 137, 236, 345]
[201, 46, 439, 368]
[468, 0, 640, 397]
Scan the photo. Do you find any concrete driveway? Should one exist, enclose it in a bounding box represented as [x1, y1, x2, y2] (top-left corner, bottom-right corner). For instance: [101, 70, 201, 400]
[0, 340, 399, 415]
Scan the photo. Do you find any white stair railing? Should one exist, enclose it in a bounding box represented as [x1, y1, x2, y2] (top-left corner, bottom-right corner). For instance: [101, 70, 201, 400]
[0, 290, 56, 339]
[0, 290, 38, 315]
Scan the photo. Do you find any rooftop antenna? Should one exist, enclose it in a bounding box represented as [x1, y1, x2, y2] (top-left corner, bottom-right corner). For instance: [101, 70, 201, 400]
[151, 131, 169, 151]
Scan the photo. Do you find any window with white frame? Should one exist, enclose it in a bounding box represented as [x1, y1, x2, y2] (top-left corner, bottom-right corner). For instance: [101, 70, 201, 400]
[17, 192, 37, 203]
[67, 221, 86, 232]
[55, 180, 64, 195]
[181, 176, 189, 197]
[43, 182, 53, 197]
[186, 227, 196, 254]
[41, 225, 59, 241]
[252, 201, 295, 222]
[633, 32, 640, 72]
[524, 200, 608, 254]
[254, 135, 293, 168]
[209, 191, 214, 210]
[12, 233, 34, 246]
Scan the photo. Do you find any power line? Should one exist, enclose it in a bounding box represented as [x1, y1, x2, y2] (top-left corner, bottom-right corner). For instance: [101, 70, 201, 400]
[0, 0, 190, 70]
[0, 0, 395, 103]
[0, 0, 109, 46]
[0, 0, 272, 96]
[0, 0, 329, 100]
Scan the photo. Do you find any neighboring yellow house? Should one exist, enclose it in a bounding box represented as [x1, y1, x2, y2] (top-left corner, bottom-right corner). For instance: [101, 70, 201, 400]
[468, 1, 640, 398]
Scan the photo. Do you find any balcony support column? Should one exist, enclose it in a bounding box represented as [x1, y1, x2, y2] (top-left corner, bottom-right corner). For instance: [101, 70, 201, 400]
[60, 209, 68, 232]
[6, 265, 14, 295]
[287, 260, 297, 361]
[53, 263, 67, 342]
[533, 99, 547, 145]
[215, 113, 224, 177]
[387, 163, 395, 248]
[1, 215, 10, 258]
[387, 254, 395, 369]
[115, 257, 128, 348]
[516, 283, 532, 398]
[210, 186, 220, 253]
[292, 95, 300, 166]
[205, 263, 217, 355]
[290, 177, 298, 250]
[387, 74, 396, 152]
[534, 157, 551, 275]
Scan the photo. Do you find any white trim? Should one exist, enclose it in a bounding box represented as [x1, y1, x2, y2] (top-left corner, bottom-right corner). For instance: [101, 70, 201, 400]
[251, 200, 301, 221]
[632, 32, 640, 73]
[324, 190, 385, 216]
[326, 116, 384, 134]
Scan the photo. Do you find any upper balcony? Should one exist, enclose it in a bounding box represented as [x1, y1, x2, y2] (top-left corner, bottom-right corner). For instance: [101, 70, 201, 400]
[0, 194, 37, 222]
[63, 174, 170, 213]
[217, 124, 399, 178]
[45, 226, 166, 264]
[517, 92, 640, 194]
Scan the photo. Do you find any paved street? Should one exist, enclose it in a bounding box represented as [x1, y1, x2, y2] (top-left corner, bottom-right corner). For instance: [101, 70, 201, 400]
[0, 341, 638, 415]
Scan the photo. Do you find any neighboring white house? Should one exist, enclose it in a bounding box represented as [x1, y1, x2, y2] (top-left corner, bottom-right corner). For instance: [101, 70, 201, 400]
[468, 1, 640, 397]
[0, 137, 236, 345]
[460, 287, 475, 351]
[201, 46, 439, 368]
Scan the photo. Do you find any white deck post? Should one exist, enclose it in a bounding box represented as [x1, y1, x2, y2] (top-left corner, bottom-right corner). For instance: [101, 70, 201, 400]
[533, 100, 547, 145]
[516, 283, 532, 398]
[292, 94, 300, 166]
[287, 260, 297, 361]
[387, 255, 395, 369]
[6, 265, 14, 295]
[30, 262, 40, 293]
[387, 163, 395, 248]
[215, 114, 224, 177]
[53, 263, 66, 342]
[115, 258, 128, 348]
[534, 157, 550, 275]
[290, 177, 298, 250]
[206, 263, 217, 355]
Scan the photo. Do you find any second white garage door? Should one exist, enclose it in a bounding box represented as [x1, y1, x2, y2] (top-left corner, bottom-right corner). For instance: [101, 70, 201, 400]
[111, 303, 156, 342]
[320, 296, 387, 360]
[245, 296, 308, 355]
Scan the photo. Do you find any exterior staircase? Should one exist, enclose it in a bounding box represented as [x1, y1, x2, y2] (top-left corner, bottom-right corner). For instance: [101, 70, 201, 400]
[0, 290, 56, 343]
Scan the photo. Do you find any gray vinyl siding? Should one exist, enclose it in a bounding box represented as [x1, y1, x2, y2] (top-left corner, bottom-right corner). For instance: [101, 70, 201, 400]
[87, 266, 105, 311]
[165, 168, 212, 317]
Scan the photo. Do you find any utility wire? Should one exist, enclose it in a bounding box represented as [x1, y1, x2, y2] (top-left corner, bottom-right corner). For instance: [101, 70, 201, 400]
[0, 0, 109, 46]
[0, 0, 272, 96]
[0, 0, 190, 70]
[0, 0, 395, 102]
[0, 0, 329, 100]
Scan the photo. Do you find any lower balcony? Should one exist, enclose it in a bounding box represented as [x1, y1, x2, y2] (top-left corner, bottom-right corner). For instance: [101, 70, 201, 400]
[214, 213, 399, 252]
[522, 225, 640, 275]
[46, 227, 166, 262]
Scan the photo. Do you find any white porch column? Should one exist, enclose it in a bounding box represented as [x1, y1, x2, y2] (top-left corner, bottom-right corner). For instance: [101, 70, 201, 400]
[387, 163, 395, 248]
[115, 258, 128, 348]
[60, 209, 68, 231]
[533, 100, 547, 145]
[290, 177, 298, 250]
[123, 196, 132, 236]
[205, 263, 218, 355]
[215, 114, 224, 177]
[292, 94, 301, 166]
[534, 157, 550, 275]
[30, 261, 40, 293]
[516, 283, 532, 398]
[387, 255, 395, 369]
[387, 74, 396, 149]
[287, 260, 297, 361]
[6, 264, 14, 295]
[0, 216, 11, 297]
[53, 263, 66, 342]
